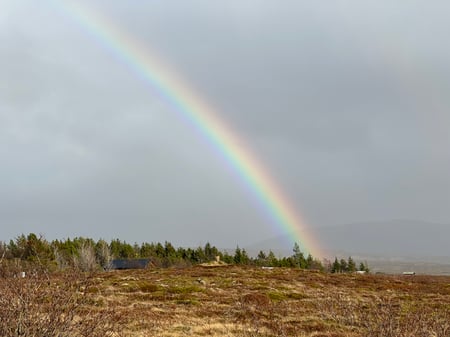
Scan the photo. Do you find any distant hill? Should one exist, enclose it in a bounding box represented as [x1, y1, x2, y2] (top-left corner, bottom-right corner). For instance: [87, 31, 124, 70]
[315, 220, 449, 259]
[246, 220, 450, 265]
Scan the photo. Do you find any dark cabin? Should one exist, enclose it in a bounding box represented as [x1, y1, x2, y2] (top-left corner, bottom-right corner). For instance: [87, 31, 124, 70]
[111, 258, 151, 270]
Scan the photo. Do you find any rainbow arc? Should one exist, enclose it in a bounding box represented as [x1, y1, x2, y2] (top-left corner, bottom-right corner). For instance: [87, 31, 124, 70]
[51, 0, 323, 258]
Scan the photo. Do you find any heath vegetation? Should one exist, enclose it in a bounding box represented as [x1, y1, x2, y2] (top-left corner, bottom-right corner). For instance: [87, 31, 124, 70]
[0, 234, 448, 336]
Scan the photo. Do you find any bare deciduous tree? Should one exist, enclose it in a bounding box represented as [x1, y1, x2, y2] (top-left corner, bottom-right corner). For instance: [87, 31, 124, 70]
[75, 242, 98, 272]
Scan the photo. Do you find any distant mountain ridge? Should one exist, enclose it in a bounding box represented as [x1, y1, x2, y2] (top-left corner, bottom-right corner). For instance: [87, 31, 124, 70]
[318, 219, 449, 259]
[246, 219, 450, 262]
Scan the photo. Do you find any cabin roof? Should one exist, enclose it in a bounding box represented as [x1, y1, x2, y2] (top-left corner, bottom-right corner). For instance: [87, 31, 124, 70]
[111, 258, 151, 270]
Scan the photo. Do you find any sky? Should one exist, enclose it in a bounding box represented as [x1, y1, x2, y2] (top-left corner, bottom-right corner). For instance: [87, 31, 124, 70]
[1, 1, 449, 249]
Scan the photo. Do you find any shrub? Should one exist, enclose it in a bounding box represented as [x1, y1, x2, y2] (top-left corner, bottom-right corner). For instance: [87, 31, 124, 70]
[0, 266, 124, 337]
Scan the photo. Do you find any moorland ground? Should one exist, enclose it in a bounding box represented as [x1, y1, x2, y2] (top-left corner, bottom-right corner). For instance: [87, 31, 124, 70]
[1, 265, 449, 336]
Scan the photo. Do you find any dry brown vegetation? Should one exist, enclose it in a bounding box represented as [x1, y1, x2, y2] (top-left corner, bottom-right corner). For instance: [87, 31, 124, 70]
[0, 265, 448, 336]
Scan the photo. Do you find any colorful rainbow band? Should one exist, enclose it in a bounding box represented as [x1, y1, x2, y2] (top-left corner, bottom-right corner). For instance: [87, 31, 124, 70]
[51, 0, 323, 258]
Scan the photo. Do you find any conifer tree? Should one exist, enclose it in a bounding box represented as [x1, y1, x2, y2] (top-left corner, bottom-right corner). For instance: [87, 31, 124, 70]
[194, 246, 206, 263]
[241, 248, 250, 265]
[347, 256, 356, 272]
[164, 241, 176, 259]
[234, 246, 242, 264]
[359, 261, 370, 273]
[256, 250, 267, 266]
[306, 254, 314, 269]
[221, 251, 234, 264]
[203, 242, 213, 261]
[292, 242, 307, 268]
[332, 257, 340, 273]
[340, 258, 348, 272]
[257, 250, 267, 260]
[267, 250, 277, 267]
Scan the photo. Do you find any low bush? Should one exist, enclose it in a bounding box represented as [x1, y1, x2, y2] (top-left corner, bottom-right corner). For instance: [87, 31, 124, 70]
[0, 265, 125, 337]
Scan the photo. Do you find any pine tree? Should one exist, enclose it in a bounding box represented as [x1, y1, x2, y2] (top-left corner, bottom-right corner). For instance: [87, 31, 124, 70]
[256, 250, 267, 266]
[347, 256, 356, 272]
[139, 242, 155, 258]
[222, 251, 234, 264]
[331, 257, 340, 273]
[306, 254, 314, 269]
[194, 246, 206, 263]
[339, 258, 348, 272]
[257, 250, 266, 260]
[359, 261, 370, 273]
[292, 242, 307, 268]
[267, 250, 277, 267]
[241, 249, 250, 265]
[234, 246, 242, 264]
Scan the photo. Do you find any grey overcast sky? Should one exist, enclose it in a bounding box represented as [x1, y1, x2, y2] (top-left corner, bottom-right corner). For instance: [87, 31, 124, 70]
[1, 1, 449, 248]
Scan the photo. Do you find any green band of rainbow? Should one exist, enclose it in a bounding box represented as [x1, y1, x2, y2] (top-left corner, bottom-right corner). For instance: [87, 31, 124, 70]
[52, 0, 323, 257]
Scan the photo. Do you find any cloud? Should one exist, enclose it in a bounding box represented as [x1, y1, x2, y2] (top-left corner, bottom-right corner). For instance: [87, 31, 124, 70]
[1, 0, 449, 247]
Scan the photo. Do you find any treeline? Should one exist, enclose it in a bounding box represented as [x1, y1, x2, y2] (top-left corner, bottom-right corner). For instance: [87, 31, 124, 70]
[330, 256, 369, 273]
[0, 233, 368, 273]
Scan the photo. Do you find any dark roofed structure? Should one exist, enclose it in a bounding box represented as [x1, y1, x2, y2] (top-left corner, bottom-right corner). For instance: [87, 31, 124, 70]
[111, 258, 151, 270]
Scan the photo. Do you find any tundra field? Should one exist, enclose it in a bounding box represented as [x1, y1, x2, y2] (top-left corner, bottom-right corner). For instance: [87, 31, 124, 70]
[1, 266, 449, 337]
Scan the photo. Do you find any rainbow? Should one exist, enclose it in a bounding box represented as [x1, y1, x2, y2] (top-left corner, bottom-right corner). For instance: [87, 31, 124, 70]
[51, 0, 323, 258]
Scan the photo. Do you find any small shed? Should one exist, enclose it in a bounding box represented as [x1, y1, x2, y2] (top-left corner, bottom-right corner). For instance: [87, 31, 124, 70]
[111, 259, 151, 270]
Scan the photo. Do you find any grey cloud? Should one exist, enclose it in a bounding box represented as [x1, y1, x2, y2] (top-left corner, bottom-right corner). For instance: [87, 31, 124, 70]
[1, 1, 449, 248]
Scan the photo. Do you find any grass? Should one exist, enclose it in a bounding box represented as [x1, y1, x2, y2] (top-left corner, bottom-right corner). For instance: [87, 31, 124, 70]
[0, 265, 448, 336]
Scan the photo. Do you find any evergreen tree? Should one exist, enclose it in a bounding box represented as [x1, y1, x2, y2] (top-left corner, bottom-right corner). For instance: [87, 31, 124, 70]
[347, 256, 356, 272]
[267, 250, 278, 267]
[281, 256, 296, 267]
[154, 242, 165, 258]
[359, 262, 365, 271]
[140, 242, 155, 258]
[306, 254, 314, 269]
[234, 246, 242, 264]
[221, 251, 234, 264]
[194, 246, 206, 263]
[203, 242, 213, 261]
[177, 247, 188, 260]
[256, 250, 267, 266]
[340, 258, 348, 272]
[164, 241, 176, 259]
[292, 242, 307, 268]
[10, 233, 53, 263]
[308, 257, 324, 271]
[331, 257, 340, 273]
[257, 250, 266, 260]
[359, 261, 370, 273]
[241, 249, 250, 265]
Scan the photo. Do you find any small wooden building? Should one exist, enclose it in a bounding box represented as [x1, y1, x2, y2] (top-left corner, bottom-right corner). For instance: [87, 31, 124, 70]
[111, 259, 151, 270]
